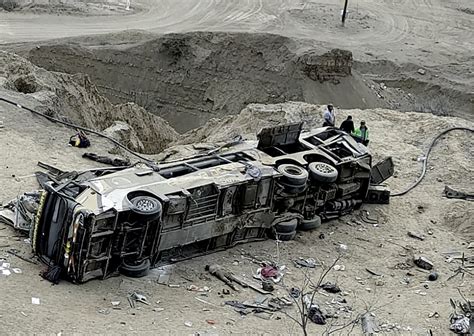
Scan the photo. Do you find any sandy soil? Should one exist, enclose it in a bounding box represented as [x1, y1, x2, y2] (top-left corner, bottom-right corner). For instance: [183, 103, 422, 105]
[0, 99, 472, 335]
[0, 0, 472, 334]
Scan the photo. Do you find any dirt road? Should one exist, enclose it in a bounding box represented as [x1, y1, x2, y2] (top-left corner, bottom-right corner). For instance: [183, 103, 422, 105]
[1, 0, 473, 66]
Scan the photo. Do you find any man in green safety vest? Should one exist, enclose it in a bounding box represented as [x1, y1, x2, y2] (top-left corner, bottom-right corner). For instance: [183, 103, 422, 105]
[352, 120, 369, 146]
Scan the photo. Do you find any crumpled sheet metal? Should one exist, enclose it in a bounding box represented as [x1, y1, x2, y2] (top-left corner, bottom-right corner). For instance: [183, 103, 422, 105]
[0, 192, 40, 232]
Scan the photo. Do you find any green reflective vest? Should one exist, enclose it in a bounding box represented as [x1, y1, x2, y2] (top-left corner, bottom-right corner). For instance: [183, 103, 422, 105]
[352, 127, 369, 140]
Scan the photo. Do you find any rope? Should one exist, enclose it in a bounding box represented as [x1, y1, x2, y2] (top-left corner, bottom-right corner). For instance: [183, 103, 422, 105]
[0, 97, 155, 163]
[391, 127, 474, 197]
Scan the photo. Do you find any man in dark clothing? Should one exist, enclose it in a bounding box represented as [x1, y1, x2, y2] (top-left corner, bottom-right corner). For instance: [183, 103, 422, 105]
[339, 116, 355, 134]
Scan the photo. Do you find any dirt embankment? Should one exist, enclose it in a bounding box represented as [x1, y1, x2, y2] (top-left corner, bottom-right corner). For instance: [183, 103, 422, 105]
[25, 32, 389, 132]
[0, 51, 178, 153]
[353, 59, 474, 120]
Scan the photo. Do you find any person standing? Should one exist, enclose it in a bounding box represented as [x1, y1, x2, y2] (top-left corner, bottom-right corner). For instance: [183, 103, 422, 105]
[322, 104, 336, 127]
[339, 115, 355, 134]
[352, 120, 370, 146]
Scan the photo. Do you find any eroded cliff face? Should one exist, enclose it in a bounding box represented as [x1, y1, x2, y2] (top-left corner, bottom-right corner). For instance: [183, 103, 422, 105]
[26, 32, 384, 132]
[0, 51, 178, 154]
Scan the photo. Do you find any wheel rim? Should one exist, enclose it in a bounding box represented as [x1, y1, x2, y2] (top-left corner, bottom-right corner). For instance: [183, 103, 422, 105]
[315, 163, 333, 174]
[135, 198, 155, 212]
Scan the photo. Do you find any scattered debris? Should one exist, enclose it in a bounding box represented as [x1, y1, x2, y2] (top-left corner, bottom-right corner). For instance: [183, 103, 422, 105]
[414, 256, 434, 270]
[333, 264, 346, 271]
[68, 131, 91, 148]
[417, 68, 426, 75]
[194, 297, 218, 307]
[0, 261, 11, 276]
[111, 301, 121, 307]
[366, 268, 382, 276]
[31, 297, 40, 305]
[375, 279, 385, 287]
[304, 295, 326, 325]
[428, 312, 440, 318]
[255, 264, 284, 283]
[294, 257, 319, 268]
[261, 280, 274, 292]
[449, 297, 472, 334]
[360, 210, 379, 225]
[187, 285, 210, 292]
[407, 231, 425, 241]
[320, 282, 341, 293]
[290, 287, 301, 298]
[184, 321, 193, 328]
[206, 319, 216, 325]
[0, 192, 40, 231]
[129, 292, 150, 307]
[450, 315, 470, 334]
[443, 185, 473, 200]
[337, 244, 348, 254]
[428, 272, 439, 281]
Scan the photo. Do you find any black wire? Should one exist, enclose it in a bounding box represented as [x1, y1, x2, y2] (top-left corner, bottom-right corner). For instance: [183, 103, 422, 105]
[0, 97, 155, 163]
[391, 127, 474, 197]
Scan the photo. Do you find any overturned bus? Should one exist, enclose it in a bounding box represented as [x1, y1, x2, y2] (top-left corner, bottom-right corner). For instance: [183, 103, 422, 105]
[28, 123, 393, 283]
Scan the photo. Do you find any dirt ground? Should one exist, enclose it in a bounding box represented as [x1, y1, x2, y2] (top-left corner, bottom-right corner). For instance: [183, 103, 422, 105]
[0, 0, 473, 335]
[1, 97, 473, 335]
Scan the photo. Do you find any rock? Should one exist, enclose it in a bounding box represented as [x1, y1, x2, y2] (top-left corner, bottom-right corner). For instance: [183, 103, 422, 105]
[262, 280, 274, 292]
[333, 264, 345, 271]
[337, 244, 348, 254]
[102, 121, 145, 153]
[320, 282, 341, 293]
[184, 321, 193, 327]
[414, 256, 433, 270]
[417, 68, 426, 75]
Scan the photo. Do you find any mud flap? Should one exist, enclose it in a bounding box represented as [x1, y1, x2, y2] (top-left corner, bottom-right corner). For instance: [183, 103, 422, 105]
[370, 157, 394, 185]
